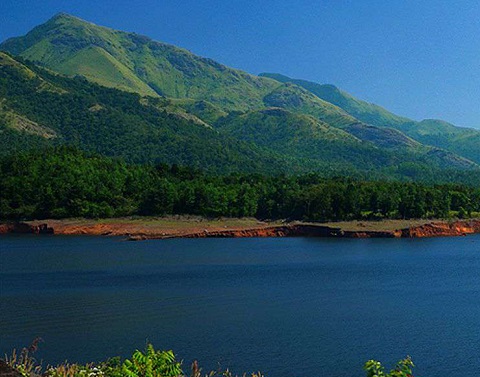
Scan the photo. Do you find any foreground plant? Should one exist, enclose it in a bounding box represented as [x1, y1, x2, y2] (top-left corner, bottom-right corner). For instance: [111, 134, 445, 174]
[4, 338, 43, 377]
[364, 356, 415, 377]
[44, 363, 105, 377]
[4, 340, 416, 377]
[122, 344, 182, 377]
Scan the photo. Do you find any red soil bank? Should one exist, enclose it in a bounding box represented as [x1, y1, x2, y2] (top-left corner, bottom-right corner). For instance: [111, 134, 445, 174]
[2, 220, 480, 240]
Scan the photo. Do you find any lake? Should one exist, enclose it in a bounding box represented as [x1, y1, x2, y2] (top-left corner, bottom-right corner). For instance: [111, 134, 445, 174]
[2, 235, 480, 377]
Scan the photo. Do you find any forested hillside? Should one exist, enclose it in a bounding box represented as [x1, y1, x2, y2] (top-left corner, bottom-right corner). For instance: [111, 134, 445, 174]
[1, 51, 476, 179]
[1, 148, 480, 220]
[0, 51, 301, 173]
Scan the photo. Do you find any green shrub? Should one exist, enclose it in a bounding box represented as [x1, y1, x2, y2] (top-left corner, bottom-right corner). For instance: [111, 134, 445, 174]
[364, 357, 415, 377]
[122, 344, 182, 377]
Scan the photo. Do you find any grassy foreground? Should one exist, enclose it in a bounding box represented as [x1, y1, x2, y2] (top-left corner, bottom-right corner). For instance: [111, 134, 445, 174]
[3, 341, 415, 377]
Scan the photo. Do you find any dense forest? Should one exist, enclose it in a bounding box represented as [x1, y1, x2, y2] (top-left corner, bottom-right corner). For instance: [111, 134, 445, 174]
[1, 147, 479, 221]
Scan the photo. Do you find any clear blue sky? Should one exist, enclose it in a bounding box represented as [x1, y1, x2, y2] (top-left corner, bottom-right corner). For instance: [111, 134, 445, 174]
[2, 0, 480, 128]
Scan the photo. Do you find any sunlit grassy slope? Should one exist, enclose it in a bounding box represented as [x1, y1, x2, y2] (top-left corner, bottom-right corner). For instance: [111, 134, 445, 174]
[261, 72, 480, 164]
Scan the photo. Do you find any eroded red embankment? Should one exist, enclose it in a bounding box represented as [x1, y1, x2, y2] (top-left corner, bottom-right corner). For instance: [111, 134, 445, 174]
[0, 222, 53, 234]
[399, 220, 480, 238]
[152, 220, 480, 239]
[128, 224, 345, 240]
[2, 220, 480, 239]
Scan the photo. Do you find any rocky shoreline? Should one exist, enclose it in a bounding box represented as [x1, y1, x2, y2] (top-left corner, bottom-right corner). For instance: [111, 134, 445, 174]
[2, 219, 480, 240]
[131, 220, 480, 240]
[0, 222, 54, 235]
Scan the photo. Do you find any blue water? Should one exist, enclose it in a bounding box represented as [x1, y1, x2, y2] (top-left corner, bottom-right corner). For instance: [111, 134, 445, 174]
[2, 235, 480, 377]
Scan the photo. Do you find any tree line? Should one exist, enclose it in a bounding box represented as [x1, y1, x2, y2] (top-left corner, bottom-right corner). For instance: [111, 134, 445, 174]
[1, 148, 479, 221]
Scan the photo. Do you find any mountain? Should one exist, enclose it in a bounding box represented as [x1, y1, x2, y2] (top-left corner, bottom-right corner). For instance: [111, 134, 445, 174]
[2, 51, 477, 180]
[216, 107, 476, 171]
[259, 81, 469, 159]
[215, 107, 414, 169]
[1, 14, 479, 181]
[262, 83, 357, 128]
[216, 107, 374, 165]
[395, 119, 480, 163]
[1, 13, 280, 111]
[0, 51, 308, 173]
[0, 13, 383, 129]
[1, 13, 450, 154]
[260, 73, 411, 128]
[261, 72, 480, 165]
[0, 51, 405, 176]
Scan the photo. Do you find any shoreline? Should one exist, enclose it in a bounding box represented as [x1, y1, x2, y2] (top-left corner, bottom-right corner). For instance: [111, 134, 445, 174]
[2, 217, 480, 240]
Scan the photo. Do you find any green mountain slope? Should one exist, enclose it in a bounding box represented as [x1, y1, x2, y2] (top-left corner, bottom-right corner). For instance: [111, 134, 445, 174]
[0, 52, 306, 173]
[260, 82, 454, 158]
[2, 52, 477, 179]
[343, 123, 420, 149]
[216, 108, 386, 167]
[260, 73, 412, 127]
[262, 72, 480, 165]
[59, 45, 159, 96]
[1, 13, 443, 157]
[1, 13, 280, 111]
[163, 98, 228, 125]
[216, 107, 477, 171]
[396, 119, 480, 164]
[6, 12, 414, 152]
[262, 83, 357, 128]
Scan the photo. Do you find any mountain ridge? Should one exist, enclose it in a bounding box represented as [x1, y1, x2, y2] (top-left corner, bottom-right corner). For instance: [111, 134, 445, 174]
[1, 13, 281, 111]
[260, 72, 414, 127]
[2, 12, 447, 158]
[261, 72, 480, 164]
[1, 14, 480, 181]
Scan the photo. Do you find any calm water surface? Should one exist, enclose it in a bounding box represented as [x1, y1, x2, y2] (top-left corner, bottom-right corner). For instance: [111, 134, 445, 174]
[2, 235, 480, 377]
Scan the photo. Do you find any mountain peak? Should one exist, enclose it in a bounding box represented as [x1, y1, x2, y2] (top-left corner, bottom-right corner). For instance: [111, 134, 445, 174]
[0, 14, 278, 108]
[47, 12, 85, 25]
[52, 12, 74, 19]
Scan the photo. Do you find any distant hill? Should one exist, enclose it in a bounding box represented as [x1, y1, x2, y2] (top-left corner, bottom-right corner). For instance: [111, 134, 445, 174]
[261, 72, 480, 164]
[260, 73, 411, 128]
[262, 83, 357, 128]
[259, 81, 470, 164]
[396, 119, 480, 163]
[216, 107, 476, 171]
[217, 107, 372, 165]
